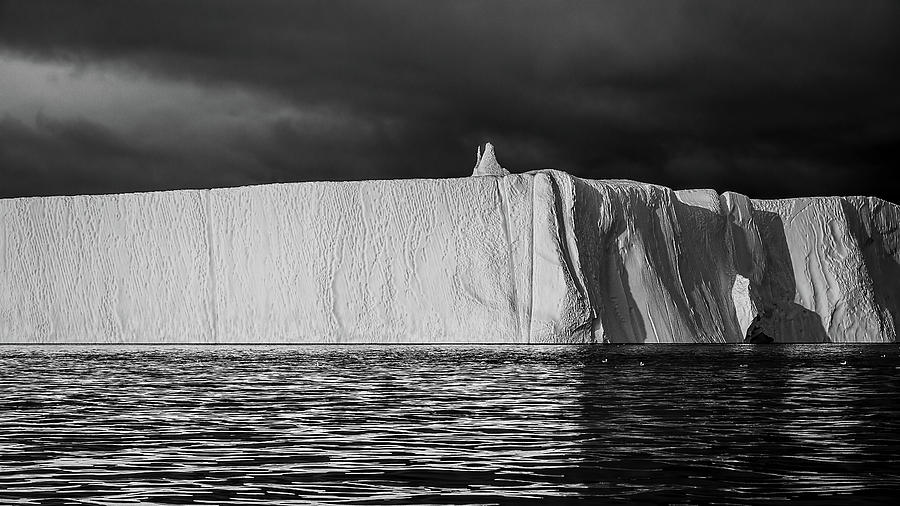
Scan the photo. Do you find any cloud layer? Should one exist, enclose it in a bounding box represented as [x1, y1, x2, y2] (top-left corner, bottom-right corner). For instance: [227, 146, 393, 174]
[1, 0, 898, 201]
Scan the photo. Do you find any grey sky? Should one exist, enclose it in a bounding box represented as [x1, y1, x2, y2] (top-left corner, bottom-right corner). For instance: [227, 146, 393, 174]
[1, 0, 898, 201]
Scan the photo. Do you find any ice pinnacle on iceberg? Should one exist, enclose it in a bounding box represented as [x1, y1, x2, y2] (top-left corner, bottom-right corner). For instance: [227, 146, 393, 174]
[472, 142, 510, 177]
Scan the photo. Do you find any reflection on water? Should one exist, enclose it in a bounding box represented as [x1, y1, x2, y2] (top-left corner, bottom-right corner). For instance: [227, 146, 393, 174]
[0, 344, 898, 504]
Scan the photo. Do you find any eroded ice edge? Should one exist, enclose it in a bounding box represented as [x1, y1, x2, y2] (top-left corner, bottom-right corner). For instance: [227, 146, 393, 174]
[1, 145, 898, 343]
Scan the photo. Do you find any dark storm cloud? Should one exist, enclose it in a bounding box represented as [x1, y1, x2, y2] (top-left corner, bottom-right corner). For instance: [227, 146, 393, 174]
[1, 0, 898, 200]
[0, 115, 239, 196]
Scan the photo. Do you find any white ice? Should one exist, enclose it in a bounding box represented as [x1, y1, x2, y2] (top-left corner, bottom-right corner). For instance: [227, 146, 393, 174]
[1, 145, 897, 343]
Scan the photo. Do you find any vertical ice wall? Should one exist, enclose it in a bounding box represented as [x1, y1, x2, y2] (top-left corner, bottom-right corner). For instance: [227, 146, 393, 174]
[0, 191, 212, 342]
[564, 180, 900, 343]
[749, 196, 900, 342]
[568, 180, 747, 343]
[209, 178, 525, 343]
[528, 171, 592, 342]
[1, 160, 898, 343]
[0, 172, 587, 343]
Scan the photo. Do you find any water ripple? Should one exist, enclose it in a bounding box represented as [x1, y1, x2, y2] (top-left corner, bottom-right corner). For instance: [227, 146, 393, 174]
[0, 344, 898, 504]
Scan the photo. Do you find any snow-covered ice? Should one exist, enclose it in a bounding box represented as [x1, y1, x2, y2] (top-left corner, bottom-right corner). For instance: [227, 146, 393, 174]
[1, 145, 897, 343]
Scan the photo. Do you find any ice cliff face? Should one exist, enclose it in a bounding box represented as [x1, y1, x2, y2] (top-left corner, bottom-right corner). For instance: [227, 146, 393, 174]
[1, 146, 897, 343]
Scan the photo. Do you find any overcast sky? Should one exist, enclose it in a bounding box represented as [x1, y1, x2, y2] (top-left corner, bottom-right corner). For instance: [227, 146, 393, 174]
[1, 1, 898, 201]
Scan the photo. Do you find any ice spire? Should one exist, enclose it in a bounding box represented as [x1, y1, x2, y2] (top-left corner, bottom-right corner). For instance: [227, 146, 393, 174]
[472, 142, 510, 177]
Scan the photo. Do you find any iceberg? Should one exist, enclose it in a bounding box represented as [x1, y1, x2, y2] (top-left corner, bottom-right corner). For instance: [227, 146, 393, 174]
[1, 145, 897, 343]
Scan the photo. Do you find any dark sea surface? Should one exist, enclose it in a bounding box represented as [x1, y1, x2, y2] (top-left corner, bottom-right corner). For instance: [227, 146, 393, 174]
[1, 344, 899, 505]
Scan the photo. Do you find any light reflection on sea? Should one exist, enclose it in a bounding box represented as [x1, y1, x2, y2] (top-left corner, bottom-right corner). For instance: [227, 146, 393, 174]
[0, 344, 898, 504]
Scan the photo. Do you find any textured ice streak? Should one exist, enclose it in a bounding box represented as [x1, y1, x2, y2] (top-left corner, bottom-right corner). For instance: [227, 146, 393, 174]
[0, 191, 211, 343]
[1, 169, 898, 343]
[209, 179, 522, 343]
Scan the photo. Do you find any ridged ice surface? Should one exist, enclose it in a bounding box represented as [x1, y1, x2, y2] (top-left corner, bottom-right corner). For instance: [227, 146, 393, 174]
[209, 179, 522, 343]
[1, 167, 898, 343]
[751, 197, 900, 342]
[0, 191, 212, 343]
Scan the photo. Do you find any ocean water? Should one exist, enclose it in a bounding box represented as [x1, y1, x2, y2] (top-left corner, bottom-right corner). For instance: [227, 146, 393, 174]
[0, 344, 898, 505]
